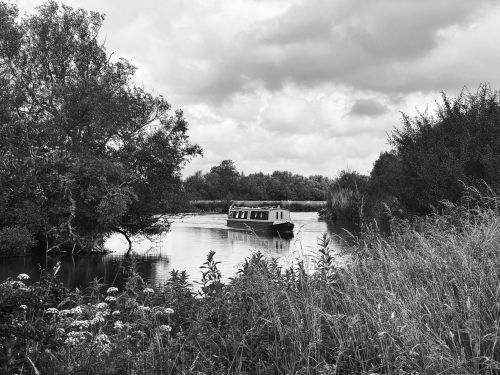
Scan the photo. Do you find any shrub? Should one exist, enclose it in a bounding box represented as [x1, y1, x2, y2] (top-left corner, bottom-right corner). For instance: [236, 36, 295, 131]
[0, 226, 35, 256]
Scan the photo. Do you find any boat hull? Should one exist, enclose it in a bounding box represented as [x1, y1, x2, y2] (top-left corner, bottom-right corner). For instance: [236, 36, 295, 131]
[227, 220, 294, 237]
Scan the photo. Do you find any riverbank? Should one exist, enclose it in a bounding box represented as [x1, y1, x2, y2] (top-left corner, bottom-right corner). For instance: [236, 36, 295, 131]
[1, 203, 499, 374]
[189, 199, 327, 213]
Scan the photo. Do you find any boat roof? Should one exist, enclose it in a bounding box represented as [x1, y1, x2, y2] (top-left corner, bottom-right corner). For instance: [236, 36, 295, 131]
[229, 206, 288, 211]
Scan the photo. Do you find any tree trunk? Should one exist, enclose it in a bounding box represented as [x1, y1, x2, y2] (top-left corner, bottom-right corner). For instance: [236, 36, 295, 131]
[112, 226, 132, 255]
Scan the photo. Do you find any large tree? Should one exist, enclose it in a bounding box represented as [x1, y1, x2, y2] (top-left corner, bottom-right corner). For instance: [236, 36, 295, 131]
[0, 1, 201, 253]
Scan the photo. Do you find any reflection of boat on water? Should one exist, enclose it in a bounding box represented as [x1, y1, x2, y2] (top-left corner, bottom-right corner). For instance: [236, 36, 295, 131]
[227, 206, 294, 236]
[228, 230, 291, 252]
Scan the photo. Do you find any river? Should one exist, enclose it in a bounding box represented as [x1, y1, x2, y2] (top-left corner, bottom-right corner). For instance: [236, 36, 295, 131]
[0, 212, 349, 289]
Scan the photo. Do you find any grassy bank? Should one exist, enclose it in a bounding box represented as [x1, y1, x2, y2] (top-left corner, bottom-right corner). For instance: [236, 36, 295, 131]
[189, 200, 327, 213]
[2, 202, 500, 374]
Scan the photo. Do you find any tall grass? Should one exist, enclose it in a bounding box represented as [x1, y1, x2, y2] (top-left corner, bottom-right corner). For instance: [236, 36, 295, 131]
[2, 201, 500, 373]
[321, 187, 364, 225]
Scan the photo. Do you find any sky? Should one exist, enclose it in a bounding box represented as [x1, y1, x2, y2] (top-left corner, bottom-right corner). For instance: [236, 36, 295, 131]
[15, 0, 500, 178]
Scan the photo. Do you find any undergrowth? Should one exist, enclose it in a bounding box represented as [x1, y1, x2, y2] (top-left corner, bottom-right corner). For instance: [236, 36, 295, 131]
[1, 201, 500, 374]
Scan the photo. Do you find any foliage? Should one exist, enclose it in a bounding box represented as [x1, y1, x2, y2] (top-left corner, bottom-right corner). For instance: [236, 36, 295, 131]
[321, 169, 369, 226]
[377, 84, 500, 215]
[0, 226, 35, 257]
[184, 160, 334, 201]
[0, 1, 200, 253]
[323, 84, 500, 227]
[3, 200, 500, 373]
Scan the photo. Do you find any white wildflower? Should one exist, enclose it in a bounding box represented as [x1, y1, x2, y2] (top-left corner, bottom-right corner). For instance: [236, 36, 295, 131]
[106, 287, 118, 294]
[95, 333, 110, 345]
[11, 281, 26, 288]
[19, 305, 27, 310]
[112, 310, 120, 316]
[70, 320, 90, 330]
[95, 302, 108, 309]
[137, 305, 151, 313]
[165, 308, 174, 315]
[114, 320, 124, 330]
[90, 312, 107, 325]
[60, 306, 83, 316]
[44, 307, 59, 315]
[143, 287, 154, 294]
[159, 324, 172, 333]
[104, 296, 116, 302]
[64, 331, 89, 346]
[17, 273, 30, 280]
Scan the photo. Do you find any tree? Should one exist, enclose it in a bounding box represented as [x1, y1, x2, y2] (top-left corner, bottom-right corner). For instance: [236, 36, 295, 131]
[0, 1, 201, 253]
[204, 160, 239, 199]
[377, 84, 500, 214]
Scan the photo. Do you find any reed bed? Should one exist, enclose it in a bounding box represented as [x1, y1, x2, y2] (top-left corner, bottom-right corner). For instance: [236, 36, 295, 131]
[1, 203, 499, 374]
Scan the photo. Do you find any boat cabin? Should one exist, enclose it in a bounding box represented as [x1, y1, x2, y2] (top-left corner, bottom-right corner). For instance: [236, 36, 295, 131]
[228, 206, 291, 222]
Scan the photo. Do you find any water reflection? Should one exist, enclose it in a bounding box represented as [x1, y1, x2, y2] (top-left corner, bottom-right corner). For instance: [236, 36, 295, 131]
[228, 230, 291, 254]
[0, 212, 344, 289]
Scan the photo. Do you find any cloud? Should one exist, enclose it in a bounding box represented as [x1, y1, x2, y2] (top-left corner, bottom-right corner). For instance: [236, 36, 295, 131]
[349, 99, 388, 117]
[189, 0, 498, 100]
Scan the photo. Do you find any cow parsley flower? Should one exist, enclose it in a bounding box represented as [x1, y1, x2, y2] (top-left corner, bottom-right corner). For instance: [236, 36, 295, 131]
[105, 296, 116, 302]
[65, 331, 88, 346]
[143, 287, 154, 294]
[165, 308, 174, 315]
[70, 320, 90, 330]
[60, 306, 83, 316]
[45, 307, 59, 315]
[137, 305, 151, 313]
[95, 333, 110, 345]
[95, 302, 108, 309]
[159, 325, 172, 333]
[106, 287, 118, 294]
[17, 273, 30, 280]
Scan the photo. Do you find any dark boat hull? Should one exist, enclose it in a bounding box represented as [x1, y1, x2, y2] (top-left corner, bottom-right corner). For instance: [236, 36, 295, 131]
[227, 220, 294, 237]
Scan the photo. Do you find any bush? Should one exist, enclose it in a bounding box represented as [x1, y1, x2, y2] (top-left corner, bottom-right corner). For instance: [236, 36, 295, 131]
[375, 84, 500, 215]
[0, 226, 35, 256]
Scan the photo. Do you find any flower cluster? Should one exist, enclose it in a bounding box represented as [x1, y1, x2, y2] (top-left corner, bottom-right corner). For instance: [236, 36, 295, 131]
[106, 287, 119, 294]
[159, 325, 172, 334]
[70, 320, 91, 330]
[60, 306, 83, 316]
[65, 331, 90, 346]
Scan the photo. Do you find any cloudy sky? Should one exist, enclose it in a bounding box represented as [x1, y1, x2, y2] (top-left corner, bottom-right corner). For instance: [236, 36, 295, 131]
[16, 0, 500, 177]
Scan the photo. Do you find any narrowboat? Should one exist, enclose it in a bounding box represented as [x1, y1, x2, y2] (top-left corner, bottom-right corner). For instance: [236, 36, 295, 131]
[227, 206, 294, 236]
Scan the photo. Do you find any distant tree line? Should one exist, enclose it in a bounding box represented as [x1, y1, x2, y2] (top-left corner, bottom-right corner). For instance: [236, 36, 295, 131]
[184, 160, 335, 201]
[323, 84, 500, 228]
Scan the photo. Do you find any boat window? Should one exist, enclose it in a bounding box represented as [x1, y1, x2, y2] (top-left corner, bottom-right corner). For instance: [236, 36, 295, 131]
[250, 211, 257, 219]
[262, 211, 269, 220]
[281, 212, 283, 220]
[276, 212, 278, 219]
[241, 211, 248, 219]
[230, 211, 236, 218]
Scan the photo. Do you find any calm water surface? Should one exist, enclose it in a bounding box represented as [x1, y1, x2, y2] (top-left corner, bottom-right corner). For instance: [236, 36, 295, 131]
[0, 212, 348, 289]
